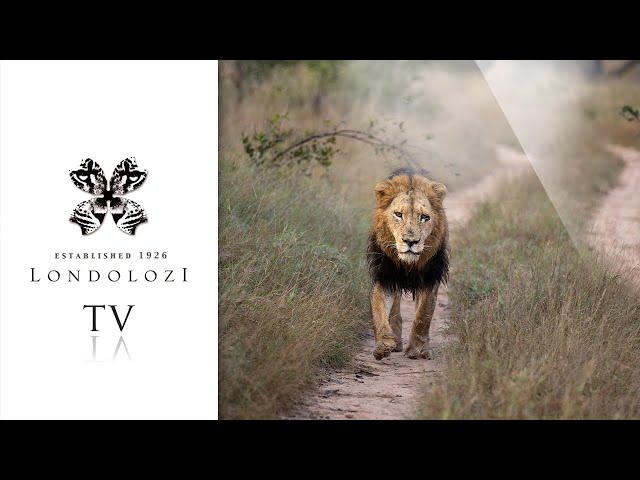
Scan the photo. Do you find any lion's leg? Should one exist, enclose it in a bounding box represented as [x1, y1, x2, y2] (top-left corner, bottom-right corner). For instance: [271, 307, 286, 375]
[371, 282, 397, 360]
[389, 292, 403, 352]
[405, 283, 439, 359]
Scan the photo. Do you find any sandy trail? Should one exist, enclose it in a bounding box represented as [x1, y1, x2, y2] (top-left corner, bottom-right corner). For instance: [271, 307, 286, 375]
[286, 146, 529, 420]
[589, 145, 640, 284]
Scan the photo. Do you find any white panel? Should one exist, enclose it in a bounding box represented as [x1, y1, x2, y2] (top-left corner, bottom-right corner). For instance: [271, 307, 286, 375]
[0, 60, 218, 419]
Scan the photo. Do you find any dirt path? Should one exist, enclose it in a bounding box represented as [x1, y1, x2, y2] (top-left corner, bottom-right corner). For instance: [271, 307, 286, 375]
[589, 145, 640, 284]
[287, 146, 530, 419]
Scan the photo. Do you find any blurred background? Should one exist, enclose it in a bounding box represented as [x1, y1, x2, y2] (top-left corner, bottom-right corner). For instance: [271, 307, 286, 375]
[220, 60, 640, 234]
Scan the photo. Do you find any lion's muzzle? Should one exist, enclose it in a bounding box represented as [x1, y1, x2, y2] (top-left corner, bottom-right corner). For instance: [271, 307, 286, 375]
[397, 237, 423, 254]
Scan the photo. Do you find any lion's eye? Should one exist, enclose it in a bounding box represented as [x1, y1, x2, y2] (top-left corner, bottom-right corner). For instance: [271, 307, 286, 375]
[420, 214, 430, 222]
[394, 211, 403, 219]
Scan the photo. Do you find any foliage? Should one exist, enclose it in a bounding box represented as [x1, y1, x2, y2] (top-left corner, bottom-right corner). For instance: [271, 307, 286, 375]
[235, 60, 343, 90]
[620, 105, 640, 122]
[241, 114, 423, 170]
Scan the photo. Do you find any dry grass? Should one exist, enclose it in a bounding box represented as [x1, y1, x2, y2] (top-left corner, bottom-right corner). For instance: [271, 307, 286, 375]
[417, 172, 640, 419]
[416, 76, 640, 419]
[218, 157, 369, 419]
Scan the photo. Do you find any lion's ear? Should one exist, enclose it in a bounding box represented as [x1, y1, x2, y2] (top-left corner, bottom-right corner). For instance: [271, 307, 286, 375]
[430, 182, 447, 200]
[374, 180, 395, 207]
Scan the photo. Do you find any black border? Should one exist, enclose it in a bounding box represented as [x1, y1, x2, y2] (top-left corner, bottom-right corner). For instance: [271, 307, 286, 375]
[2, 12, 638, 59]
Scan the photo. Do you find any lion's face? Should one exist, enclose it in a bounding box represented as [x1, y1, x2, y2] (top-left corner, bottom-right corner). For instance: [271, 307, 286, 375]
[385, 191, 436, 263]
[373, 173, 447, 265]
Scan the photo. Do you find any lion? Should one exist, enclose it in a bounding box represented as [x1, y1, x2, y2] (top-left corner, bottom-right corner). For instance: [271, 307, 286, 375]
[366, 168, 449, 360]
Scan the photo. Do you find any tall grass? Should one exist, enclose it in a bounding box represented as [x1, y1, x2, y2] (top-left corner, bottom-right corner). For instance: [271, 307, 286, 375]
[218, 157, 369, 419]
[414, 73, 640, 419]
[417, 173, 640, 419]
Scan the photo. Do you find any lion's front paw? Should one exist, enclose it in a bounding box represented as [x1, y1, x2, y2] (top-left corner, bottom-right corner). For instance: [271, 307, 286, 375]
[404, 343, 431, 360]
[373, 338, 396, 360]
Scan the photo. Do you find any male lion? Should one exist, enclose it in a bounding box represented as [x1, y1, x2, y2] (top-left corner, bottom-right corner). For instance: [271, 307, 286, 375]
[366, 168, 449, 360]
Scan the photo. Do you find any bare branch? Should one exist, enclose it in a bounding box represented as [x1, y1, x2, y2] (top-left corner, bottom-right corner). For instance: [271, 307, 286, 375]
[270, 128, 421, 167]
[242, 115, 431, 171]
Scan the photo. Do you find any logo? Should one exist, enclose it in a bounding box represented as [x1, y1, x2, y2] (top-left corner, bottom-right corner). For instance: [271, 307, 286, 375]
[69, 158, 148, 235]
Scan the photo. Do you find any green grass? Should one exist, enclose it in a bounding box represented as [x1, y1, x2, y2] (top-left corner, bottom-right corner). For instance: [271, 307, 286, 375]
[417, 173, 640, 419]
[218, 157, 370, 419]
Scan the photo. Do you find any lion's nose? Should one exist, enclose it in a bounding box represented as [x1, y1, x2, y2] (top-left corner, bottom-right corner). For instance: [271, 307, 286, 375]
[403, 239, 419, 247]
